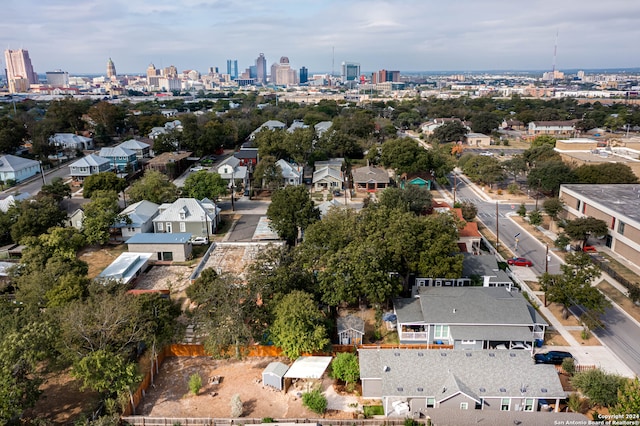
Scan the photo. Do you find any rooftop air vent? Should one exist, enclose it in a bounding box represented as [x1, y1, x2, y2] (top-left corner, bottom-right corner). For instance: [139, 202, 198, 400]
[510, 353, 516, 357]
[466, 352, 472, 357]
[479, 387, 486, 393]
[383, 365, 390, 372]
[489, 353, 495, 357]
[541, 388, 548, 393]
[417, 387, 424, 392]
[397, 387, 403, 392]
[394, 352, 400, 357]
[440, 352, 447, 356]
[500, 388, 506, 393]
[418, 352, 424, 357]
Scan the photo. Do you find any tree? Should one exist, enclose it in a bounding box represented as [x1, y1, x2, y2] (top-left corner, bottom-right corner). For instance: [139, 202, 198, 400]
[531, 135, 557, 148]
[540, 252, 609, 321]
[8, 195, 67, 243]
[0, 116, 27, 154]
[432, 121, 468, 144]
[460, 201, 477, 221]
[270, 290, 329, 359]
[83, 190, 122, 245]
[331, 352, 360, 386]
[182, 171, 228, 200]
[571, 368, 625, 407]
[575, 163, 639, 184]
[461, 155, 506, 187]
[378, 185, 433, 215]
[267, 185, 320, 246]
[523, 144, 561, 167]
[528, 209, 543, 226]
[152, 129, 183, 154]
[39, 177, 71, 201]
[470, 112, 502, 135]
[83, 172, 127, 199]
[527, 161, 578, 195]
[71, 349, 139, 399]
[253, 155, 283, 190]
[187, 269, 265, 358]
[517, 203, 527, 217]
[543, 198, 565, 221]
[502, 155, 528, 180]
[379, 138, 431, 175]
[563, 217, 609, 249]
[127, 169, 179, 204]
[87, 102, 126, 139]
[611, 376, 640, 415]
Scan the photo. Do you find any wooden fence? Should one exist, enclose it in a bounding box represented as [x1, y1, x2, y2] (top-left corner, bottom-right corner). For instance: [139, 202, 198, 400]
[556, 364, 596, 375]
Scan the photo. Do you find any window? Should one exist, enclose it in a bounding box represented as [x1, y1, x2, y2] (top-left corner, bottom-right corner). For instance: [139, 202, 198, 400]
[524, 398, 534, 412]
[460, 402, 468, 410]
[576, 199, 581, 210]
[157, 222, 163, 231]
[426, 398, 435, 408]
[501, 398, 510, 411]
[434, 325, 449, 339]
[618, 221, 626, 235]
[179, 222, 186, 232]
[461, 340, 476, 345]
[166, 222, 172, 233]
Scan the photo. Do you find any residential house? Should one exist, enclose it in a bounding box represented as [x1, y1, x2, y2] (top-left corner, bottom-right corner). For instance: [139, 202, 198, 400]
[528, 120, 578, 137]
[313, 158, 344, 191]
[393, 287, 546, 350]
[234, 147, 259, 167]
[68, 154, 112, 182]
[276, 159, 302, 186]
[453, 208, 481, 254]
[217, 156, 248, 188]
[249, 120, 287, 140]
[153, 198, 220, 239]
[111, 200, 159, 242]
[50, 133, 94, 151]
[148, 120, 183, 139]
[287, 120, 309, 133]
[314, 121, 333, 137]
[359, 349, 566, 416]
[559, 184, 640, 268]
[97, 252, 153, 286]
[466, 133, 491, 147]
[126, 232, 192, 262]
[117, 139, 151, 159]
[351, 165, 390, 192]
[0, 192, 30, 213]
[402, 172, 434, 190]
[67, 208, 85, 230]
[337, 315, 365, 345]
[145, 151, 191, 179]
[0, 155, 40, 183]
[99, 146, 138, 173]
[501, 119, 525, 131]
[421, 118, 469, 136]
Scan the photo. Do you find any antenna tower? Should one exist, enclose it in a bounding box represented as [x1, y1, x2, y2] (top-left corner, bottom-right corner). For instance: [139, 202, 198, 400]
[332, 46, 335, 78]
[551, 30, 558, 86]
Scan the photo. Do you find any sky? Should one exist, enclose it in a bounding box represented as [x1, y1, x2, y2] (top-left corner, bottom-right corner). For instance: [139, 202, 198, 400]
[3, 0, 640, 76]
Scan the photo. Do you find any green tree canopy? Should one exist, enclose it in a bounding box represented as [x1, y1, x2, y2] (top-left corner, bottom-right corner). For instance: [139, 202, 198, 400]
[82, 190, 122, 245]
[470, 112, 502, 135]
[461, 155, 506, 187]
[71, 349, 139, 399]
[82, 172, 127, 199]
[527, 161, 578, 195]
[267, 185, 320, 245]
[270, 290, 329, 359]
[531, 135, 557, 148]
[182, 171, 228, 200]
[460, 201, 478, 221]
[330, 352, 360, 386]
[543, 197, 565, 221]
[0, 116, 28, 154]
[563, 217, 609, 248]
[40, 177, 72, 201]
[379, 137, 431, 175]
[611, 376, 640, 415]
[432, 121, 468, 144]
[571, 368, 626, 408]
[127, 169, 179, 204]
[575, 163, 639, 184]
[378, 185, 433, 215]
[253, 155, 283, 190]
[8, 195, 67, 243]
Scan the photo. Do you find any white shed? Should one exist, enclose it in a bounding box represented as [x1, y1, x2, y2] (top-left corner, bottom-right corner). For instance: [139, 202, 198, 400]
[262, 361, 289, 391]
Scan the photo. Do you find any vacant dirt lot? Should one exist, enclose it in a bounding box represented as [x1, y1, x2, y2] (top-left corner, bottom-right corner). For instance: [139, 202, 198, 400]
[136, 357, 356, 419]
[133, 264, 194, 296]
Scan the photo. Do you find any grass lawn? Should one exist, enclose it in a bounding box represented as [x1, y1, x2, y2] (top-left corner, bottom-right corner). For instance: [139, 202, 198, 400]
[596, 280, 640, 324]
[363, 405, 384, 417]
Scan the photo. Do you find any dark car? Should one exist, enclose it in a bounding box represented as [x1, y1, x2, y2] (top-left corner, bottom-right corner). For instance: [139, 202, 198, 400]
[534, 351, 573, 365]
[507, 257, 533, 267]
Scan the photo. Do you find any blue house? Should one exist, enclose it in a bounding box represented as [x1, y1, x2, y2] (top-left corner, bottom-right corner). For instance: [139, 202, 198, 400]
[0, 155, 40, 183]
[401, 171, 433, 190]
[99, 146, 138, 173]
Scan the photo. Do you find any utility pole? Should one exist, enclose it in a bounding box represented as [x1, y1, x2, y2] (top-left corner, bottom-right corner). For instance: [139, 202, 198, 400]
[453, 173, 457, 206]
[545, 243, 549, 273]
[535, 178, 541, 210]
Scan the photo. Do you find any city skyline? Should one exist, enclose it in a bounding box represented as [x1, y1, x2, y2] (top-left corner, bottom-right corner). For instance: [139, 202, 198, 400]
[2, 0, 640, 75]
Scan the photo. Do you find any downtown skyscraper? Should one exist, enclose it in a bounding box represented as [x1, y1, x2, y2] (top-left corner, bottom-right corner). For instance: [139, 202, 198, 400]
[255, 53, 267, 84]
[4, 48, 38, 93]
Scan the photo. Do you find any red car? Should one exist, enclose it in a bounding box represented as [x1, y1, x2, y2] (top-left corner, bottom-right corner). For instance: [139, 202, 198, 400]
[508, 257, 533, 267]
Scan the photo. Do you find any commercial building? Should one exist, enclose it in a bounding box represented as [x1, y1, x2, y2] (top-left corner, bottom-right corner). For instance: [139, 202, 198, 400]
[106, 58, 117, 79]
[372, 69, 400, 84]
[341, 61, 360, 82]
[4, 49, 38, 93]
[226, 59, 238, 80]
[299, 66, 308, 84]
[270, 56, 297, 86]
[255, 53, 267, 84]
[46, 70, 69, 87]
[559, 184, 640, 268]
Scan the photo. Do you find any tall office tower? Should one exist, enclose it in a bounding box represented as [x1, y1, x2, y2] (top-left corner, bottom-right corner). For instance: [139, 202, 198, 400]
[270, 56, 297, 86]
[255, 53, 267, 83]
[4, 48, 38, 93]
[163, 65, 178, 78]
[147, 63, 158, 78]
[372, 69, 400, 84]
[226, 59, 238, 80]
[106, 58, 117, 79]
[299, 66, 308, 84]
[341, 61, 360, 82]
[46, 70, 69, 87]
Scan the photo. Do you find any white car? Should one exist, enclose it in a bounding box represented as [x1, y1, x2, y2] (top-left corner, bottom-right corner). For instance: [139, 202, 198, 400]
[480, 151, 494, 157]
[510, 342, 532, 350]
[190, 166, 204, 172]
[190, 236, 209, 245]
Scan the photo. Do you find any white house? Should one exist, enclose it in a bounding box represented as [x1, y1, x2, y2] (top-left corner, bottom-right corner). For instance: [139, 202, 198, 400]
[0, 155, 41, 183]
[217, 156, 248, 188]
[276, 159, 302, 186]
[50, 133, 94, 151]
[68, 154, 112, 181]
[111, 200, 159, 241]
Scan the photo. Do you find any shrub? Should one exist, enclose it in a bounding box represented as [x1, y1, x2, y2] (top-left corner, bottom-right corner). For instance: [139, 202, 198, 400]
[517, 203, 527, 217]
[571, 369, 626, 407]
[562, 357, 576, 376]
[331, 353, 360, 386]
[363, 405, 384, 417]
[262, 418, 275, 423]
[507, 183, 519, 194]
[567, 393, 584, 413]
[230, 393, 243, 417]
[555, 232, 571, 251]
[302, 389, 327, 415]
[496, 189, 503, 195]
[528, 209, 543, 226]
[188, 373, 202, 395]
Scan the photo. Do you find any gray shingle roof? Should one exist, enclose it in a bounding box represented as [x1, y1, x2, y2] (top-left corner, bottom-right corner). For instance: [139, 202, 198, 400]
[0, 155, 39, 172]
[69, 154, 110, 168]
[351, 166, 389, 184]
[337, 315, 365, 334]
[359, 349, 565, 400]
[263, 361, 289, 377]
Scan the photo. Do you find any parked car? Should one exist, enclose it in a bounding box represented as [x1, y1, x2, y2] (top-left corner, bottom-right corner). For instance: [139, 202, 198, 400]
[190, 236, 209, 245]
[333, 190, 342, 196]
[510, 342, 532, 350]
[190, 166, 204, 172]
[480, 151, 494, 156]
[507, 257, 533, 267]
[534, 351, 573, 365]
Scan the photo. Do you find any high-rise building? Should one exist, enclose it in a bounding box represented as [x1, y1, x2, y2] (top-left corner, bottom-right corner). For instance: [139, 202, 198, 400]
[270, 56, 297, 86]
[341, 61, 360, 82]
[147, 63, 158, 78]
[4, 48, 38, 93]
[299, 67, 308, 84]
[226, 59, 238, 80]
[372, 69, 400, 84]
[46, 70, 69, 87]
[106, 58, 117, 79]
[255, 53, 267, 84]
[163, 65, 178, 78]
